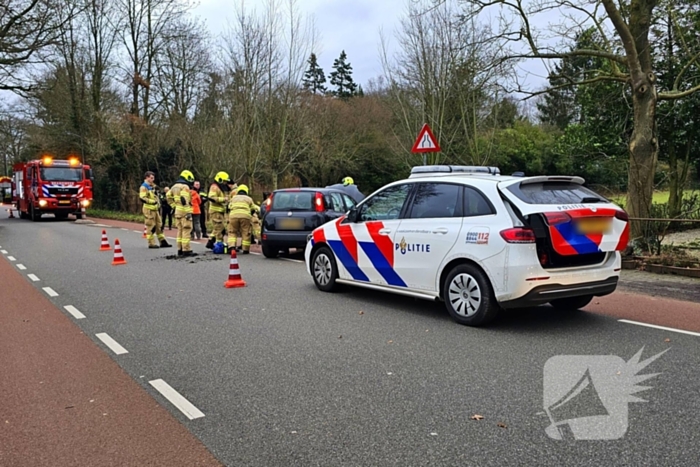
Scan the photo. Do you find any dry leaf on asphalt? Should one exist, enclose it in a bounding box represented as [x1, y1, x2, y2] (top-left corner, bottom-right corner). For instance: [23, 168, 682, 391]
[471, 414, 484, 421]
[665, 338, 671, 342]
[497, 423, 507, 429]
[359, 311, 364, 315]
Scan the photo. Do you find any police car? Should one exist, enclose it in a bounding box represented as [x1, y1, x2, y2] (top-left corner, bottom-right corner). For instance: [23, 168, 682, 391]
[304, 165, 630, 326]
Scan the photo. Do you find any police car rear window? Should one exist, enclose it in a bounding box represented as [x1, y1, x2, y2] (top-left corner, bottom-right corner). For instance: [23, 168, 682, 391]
[271, 191, 313, 210]
[507, 182, 605, 205]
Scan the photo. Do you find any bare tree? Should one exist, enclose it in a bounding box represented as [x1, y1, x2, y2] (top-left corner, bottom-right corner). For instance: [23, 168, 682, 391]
[116, 0, 190, 122]
[380, 0, 509, 167]
[0, 0, 68, 92]
[153, 17, 211, 121]
[0, 106, 29, 174]
[461, 0, 700, 236]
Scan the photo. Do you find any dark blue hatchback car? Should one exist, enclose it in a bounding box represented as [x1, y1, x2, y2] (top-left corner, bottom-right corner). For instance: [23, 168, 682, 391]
[260, 188, 357, 258]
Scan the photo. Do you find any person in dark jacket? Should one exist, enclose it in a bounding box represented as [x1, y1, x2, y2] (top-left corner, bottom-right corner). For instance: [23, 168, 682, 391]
[260, 191, 272, 218]
[326, 176, 365, 203]
[160, 186, 173, 230]
[196, 181, 209, 238]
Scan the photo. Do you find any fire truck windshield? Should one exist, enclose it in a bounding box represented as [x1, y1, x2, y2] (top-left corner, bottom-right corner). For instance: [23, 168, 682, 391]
[40, 167, 83, 182]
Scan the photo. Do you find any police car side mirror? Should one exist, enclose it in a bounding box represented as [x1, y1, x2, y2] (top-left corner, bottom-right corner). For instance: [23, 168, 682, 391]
[347, 206, 359, 223]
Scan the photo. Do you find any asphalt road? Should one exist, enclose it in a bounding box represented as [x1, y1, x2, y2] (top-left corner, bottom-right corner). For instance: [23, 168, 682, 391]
[1, 212, 699, 466]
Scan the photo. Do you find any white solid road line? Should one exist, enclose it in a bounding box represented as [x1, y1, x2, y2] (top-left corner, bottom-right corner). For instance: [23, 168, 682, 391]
[64, 305, 86, 320]
[96, 332, 129, 355]
[7, 256, 16, 261]
[27, 274, 40, 282]
[619, 319, 700, 337]
[279, 257, 304, 263]
[42, 287, 59, 297]
[149, 379, 205, 420]
[16, 264, 26, 270]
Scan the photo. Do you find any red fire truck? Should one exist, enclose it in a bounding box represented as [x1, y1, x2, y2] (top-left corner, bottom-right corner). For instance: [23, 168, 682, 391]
[12, 156, 94, 221]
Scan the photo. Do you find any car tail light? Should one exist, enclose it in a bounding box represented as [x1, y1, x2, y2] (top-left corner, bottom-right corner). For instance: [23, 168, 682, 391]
[614, 210, 629, 222]
[544, 212, 571, 225]
[500, 227, 536, 244]
[265, 193, 273, 208]
[315, 192, 325, 212]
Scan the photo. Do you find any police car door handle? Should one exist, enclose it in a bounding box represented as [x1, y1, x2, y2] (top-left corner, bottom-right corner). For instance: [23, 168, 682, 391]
[432, 228, 448, 234]
[378, 228, 391, 235]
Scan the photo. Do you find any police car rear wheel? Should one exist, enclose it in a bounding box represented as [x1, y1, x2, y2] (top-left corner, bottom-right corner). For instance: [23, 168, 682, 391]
[312, 246, 338, 292]
[443, 264, 498, 326]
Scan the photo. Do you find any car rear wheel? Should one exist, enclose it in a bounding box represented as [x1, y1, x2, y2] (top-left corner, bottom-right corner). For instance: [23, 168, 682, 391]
[549, 295, 593, 311]
[30, 205, 39, 221]
[443, 264, 498, 326]
[262, 244, 278, 259]
[311, 246, 338, 292]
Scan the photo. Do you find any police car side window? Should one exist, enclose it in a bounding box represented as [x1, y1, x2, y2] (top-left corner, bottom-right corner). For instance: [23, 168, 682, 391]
[358, 184, 410, 221]
[408, 183, 461, 219]
[463, 186, 495, 217]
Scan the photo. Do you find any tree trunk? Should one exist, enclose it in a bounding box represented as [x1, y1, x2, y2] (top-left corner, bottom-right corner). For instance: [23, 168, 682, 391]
[668, 143, 680, 217]
[626, 76, 658, 238]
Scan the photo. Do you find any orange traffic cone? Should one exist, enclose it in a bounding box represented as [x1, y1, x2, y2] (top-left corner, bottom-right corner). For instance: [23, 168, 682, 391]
[142, 226, 148, 238]
[224, 249, 246, 288]
[112, 239, 127, 265]
[100, 230, 111, 251]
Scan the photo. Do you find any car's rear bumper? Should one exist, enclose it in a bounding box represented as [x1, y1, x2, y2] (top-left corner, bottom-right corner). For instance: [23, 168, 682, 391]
[498, 276, 618, 309]
[262, 230, 310, 249]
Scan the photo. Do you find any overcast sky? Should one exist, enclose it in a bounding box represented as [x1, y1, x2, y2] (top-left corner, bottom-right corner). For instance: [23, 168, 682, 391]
[194, 0, 406, 86]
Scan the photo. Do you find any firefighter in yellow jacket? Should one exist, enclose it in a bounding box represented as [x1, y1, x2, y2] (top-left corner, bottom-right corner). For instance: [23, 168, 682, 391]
[139, 171, 171, 249]
[206, 171, 236, 250]
[227, 184, 259, 254]
[167, 170, 195, 256]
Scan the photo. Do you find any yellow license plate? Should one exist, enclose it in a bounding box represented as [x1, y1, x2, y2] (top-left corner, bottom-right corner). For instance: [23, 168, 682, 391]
[576, 218, 612, 234]
[277, 218, 304, 230]
[58, 200, 71, 205]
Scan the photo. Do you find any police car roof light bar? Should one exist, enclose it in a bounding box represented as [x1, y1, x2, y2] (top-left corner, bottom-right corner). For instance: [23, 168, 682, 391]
[410, 165, 501, 176]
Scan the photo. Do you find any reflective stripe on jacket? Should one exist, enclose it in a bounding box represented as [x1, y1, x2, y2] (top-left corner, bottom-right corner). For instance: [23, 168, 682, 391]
[207, 184, 227, 213]
[139, 182, 160, 211]
[167, 182, 192, 214]
[228, 194, 260, 219]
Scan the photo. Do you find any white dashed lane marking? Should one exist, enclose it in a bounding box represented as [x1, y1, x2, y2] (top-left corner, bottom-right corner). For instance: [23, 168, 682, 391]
[7, 256, 16, 261]
[27, 274, 40, 282]
[96, 333, 129, 355]
[619, 319, 700, 337]
[42, 287, 59, 297]
[16, 264, 26, 270]
[149, 379, 205, 420]
[64, 305, 86, 319]
[1, 250, 7, 254]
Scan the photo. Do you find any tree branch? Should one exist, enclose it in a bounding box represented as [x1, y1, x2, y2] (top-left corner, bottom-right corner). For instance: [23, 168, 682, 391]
[658, 83, 700, 101]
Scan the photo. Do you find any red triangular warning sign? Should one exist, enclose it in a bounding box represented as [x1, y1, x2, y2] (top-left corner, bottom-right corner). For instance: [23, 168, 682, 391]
[411, 123, 441, 153]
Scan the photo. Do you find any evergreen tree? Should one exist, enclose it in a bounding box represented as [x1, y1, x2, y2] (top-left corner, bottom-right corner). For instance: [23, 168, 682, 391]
[302, 53, 327, 95]
[537, 60, 578, 130]
[329, 50, 358, 100]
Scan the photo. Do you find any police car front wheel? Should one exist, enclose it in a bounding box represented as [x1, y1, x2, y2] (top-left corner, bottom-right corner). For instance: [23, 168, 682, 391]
[443, 264, 498, 326]
[312, 246, 339, 292]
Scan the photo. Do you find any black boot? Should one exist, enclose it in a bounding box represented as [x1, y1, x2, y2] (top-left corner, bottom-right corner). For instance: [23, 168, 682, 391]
[177, 250, 183, 256]
[182, 250, 193, 257]
[160, 239, 172, 248]
[205, 238, 215, 249]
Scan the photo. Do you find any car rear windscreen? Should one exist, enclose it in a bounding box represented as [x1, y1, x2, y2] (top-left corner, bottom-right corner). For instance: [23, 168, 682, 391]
[271, 191, 314, 210]
[508, 182, 605, 204]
